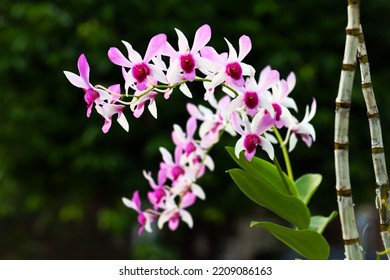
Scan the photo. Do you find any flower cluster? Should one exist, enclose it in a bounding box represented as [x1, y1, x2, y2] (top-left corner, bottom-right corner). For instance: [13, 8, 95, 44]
[64, 24, 316, 234]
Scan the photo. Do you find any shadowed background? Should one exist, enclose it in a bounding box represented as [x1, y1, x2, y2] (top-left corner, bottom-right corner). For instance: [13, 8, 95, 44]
[1, 0, 390, 259]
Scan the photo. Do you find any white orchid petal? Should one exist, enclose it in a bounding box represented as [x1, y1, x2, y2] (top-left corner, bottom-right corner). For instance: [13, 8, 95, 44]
[63, 71, 88, 89]
[122, 197, 137, 211]
[234, 137, 245, 159]
[179, 209, 193, 228]
[148, 99, 158, 119]
[117, 112, 129, 132]
[158, 211, 172, 229]
[179, 83, 192, 98]
[191, 183, 206, 200]
[260, 137, 275, 160]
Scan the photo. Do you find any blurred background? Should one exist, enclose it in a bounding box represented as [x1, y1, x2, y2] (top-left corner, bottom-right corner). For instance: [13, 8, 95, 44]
[1, 0, 390, 259]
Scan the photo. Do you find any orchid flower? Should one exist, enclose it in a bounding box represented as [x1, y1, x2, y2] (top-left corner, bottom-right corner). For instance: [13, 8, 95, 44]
[143, 170, 168, 211]
[231, 111, 275, 161]
[159, 146, 187, 182]
[263, 79, 296, 129]
[288, 99, 317, 152]
[164, 24, 212, 84]
[64, 55, 129, 133]
[108, 34, 167, 91]
[157, 191, 196, 231]
[200, 35, 255, 92]
[187, 95, 236, 149]
[229, 66, 280, 117]
[63, 54, 100, 117]
[94, 84, 129, 133]
[122, 191, 154, 236]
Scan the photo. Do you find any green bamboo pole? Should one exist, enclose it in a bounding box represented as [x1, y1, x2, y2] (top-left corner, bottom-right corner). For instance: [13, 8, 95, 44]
[334, 0, 364, 259]
[357, 26, 390, 259]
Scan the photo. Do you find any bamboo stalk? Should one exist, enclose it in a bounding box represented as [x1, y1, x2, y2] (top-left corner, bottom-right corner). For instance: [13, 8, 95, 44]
[334, 0, 364, 259]
[357, 26, 390, 259]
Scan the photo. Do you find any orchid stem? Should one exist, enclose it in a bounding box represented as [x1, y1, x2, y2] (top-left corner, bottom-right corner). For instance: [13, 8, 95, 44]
[273, 126, 294, 181]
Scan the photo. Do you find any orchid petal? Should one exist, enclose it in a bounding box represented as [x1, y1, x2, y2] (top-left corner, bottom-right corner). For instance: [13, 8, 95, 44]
[149, 64, 167, 84]
[287, 71, 296, 92]
[203, 155, 215, 171]
[108, 47, 133, 68]
[224, 38, 238, 61]
[181, 192, 196, 208]
[186, 116, 197, 139]
[234, 137, 245, 158]
[144, 34, 167, 62]
[122, 40, 142, 63]
[159, 147, 174, 165]
[288, 133, 298, 152]
[230, 111, 245, 136]
[175, 28, 190, 52]
[77, 54, 90, 87]
[260, 136, 275, 160]
[122, 196, 138, 212]
[168, 215, 180, 231]
[179, 83, 192, 98]
[191, 183, 206, 200]
[200, 46, 224, 66]
[258, 67, 280, 92]
[117, 112, 129, 132]
[63, 71, 88, 89]
[238, 35, 252, 61]
[179, 209, 193, 228]
[158, 210, 172, 229]
[186, 103, 205, 120]
[192, 24, 211, 53]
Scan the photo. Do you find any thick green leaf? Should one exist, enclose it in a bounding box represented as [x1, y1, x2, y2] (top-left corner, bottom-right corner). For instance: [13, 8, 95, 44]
[228, 168, 310, 229]
[295, 173, 322, 205]
[309, 211, 338, 234]
[226, 147, 298, 196]
[251, 221, 330, 260]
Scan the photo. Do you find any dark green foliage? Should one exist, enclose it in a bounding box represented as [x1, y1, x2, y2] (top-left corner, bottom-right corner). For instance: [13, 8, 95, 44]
[1, 0, 390, 259]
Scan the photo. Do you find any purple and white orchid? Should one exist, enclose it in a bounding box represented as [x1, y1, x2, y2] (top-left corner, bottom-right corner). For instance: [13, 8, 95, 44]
[64, 24, 318, 234]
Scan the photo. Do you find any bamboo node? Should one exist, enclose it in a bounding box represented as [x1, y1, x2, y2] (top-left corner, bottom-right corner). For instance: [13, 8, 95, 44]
[334, 142, 349, 150]
[372, 147, 385, 154]
[348, 0, 360, 6]
[367, 111, 379, 119]
[358, 55, 368, 64]
[343, 237, 360, 245]
[380, 224, 390, 232]
[335, 101, 351, 109]
[345, 28, 360, 36]
[342, 63, 356, 71]
[361, 82, 372, 89]
[336, 188, 352, 197]
[358, 32, 364, 43]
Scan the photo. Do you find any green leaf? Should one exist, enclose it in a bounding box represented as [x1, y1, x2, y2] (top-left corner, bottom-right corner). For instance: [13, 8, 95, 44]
[226, 146, 298, 196]
[295, 173, 322, 204]
[309, 211, 338, 234]
[251, 221, 330, 260]
[228, 168, 310, 229]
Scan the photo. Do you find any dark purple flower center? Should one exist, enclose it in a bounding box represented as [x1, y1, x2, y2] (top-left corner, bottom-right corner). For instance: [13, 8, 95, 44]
[244, 134, 261, 154]
[171, 165, 185, 180]
[192, 155, 202, 165]
[180, 54, 195, 74]
[244, 91, 259, 110]
[185, 142, 197, 156]
[226, 62, 242, 80]
[170, 212, 180, 224]
[272, 103, 282, 121]
[84, 88, 99, 105]
[132, 63, 150, 83]
[153, 187, 166, 204]
[137, 212, 146, 225]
